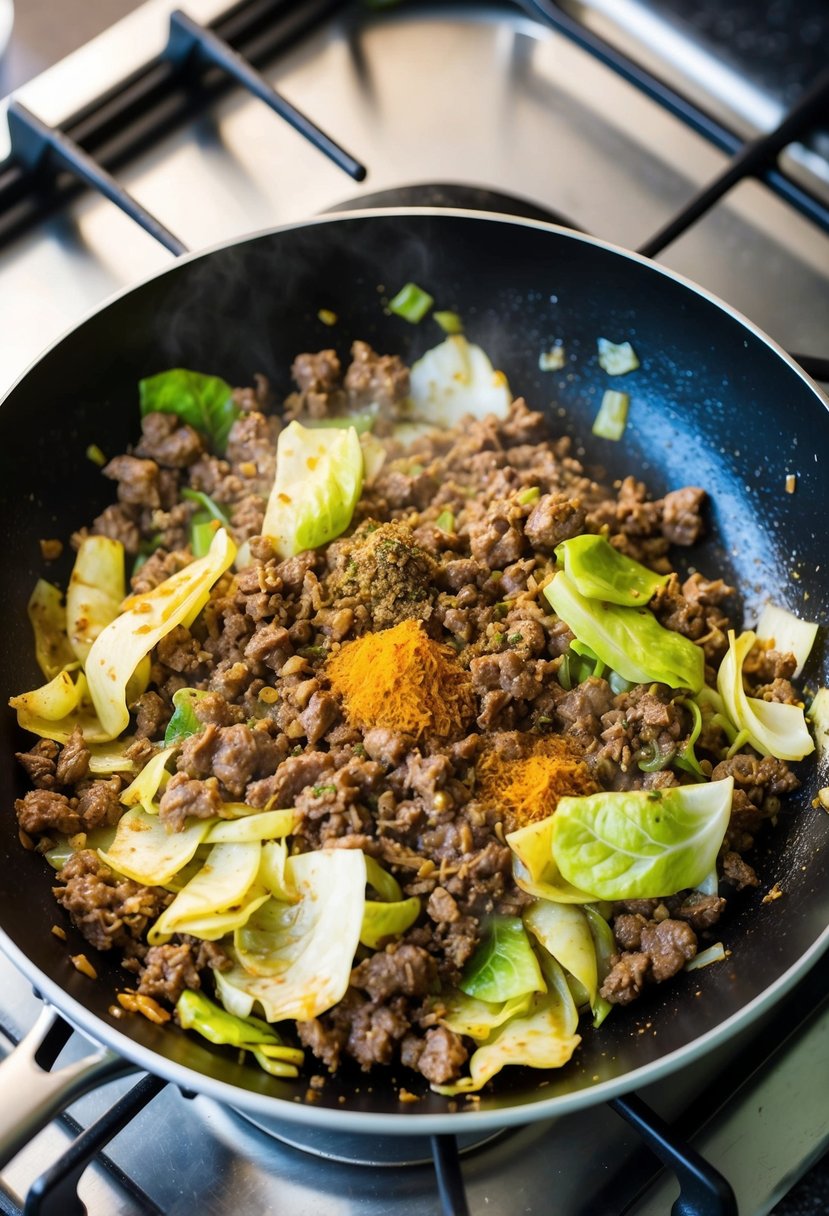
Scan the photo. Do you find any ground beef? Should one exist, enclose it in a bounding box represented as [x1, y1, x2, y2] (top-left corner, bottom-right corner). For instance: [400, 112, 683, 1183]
[55, 727, 90, 785]
[53, 851, 170, 952]
[76, 780, 123, 829]
[350, 944, 438, 1003]
[344, 340, 409, 416]
[602, 918, 697, 1005]
[286, 349, 346, 418]
[137, 942, 201, 1004]
[176, 723, 282, 800]
[16, 789, 81, 835]
[135, 412, 204, 468]
[401, 1025, 469, 1084]
[103, 455, 162, 509]
[347, 999, 410, 1070]
[16, 739, 60, 790]
[524, 495, 586, 552]
[660, 486, 706, 546]
[159, 774, 224, 831]
[134, 692, 171, 739]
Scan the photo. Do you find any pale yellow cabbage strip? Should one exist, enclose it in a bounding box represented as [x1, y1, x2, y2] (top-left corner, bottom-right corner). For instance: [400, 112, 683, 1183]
[218, 850, 366, 1022]
[718, 630, 814, 761]
[86, 528, 235, 740]
[66, 536, 125, 663]
[506, 816, 595, 904]
[441, 992, 532, 1042]
[524, 901, 598, 1007]
[9, 668, 112, 743]
[87, 738, 138, 774]
[149, 843, 263, 943]
[99, 806, 214, 885]
[28, 580, 75, 680]
[204, 809, 295, 844]
[119, 745, 177, 811]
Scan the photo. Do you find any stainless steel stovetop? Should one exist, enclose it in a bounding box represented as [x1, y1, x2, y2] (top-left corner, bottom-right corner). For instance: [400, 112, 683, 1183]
[0, 2, 828, 1213]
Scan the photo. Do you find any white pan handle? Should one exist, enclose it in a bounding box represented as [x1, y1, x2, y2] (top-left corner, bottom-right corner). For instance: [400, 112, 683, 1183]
[0, 1005, 136, 1169]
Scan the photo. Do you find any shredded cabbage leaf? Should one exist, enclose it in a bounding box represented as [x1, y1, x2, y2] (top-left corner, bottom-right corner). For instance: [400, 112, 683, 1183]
[204, 809, 295, 844]
[99, 806, 214, 886]
[555, 535, 669, 606]
[545, 571, 704, 692]
[506, 815, 595, 903]
[717, 630, 814, 761]
[754, 605, 819, 679]
[28, 580, 75, 679]
[86, 527, 235, 740]
[597, 338, 640, 375]
[119, 745, 176, 813]
[552, 778, 734, 900]
[433, 959, 580, 1096]
[458, 915, 546, 1004]
[523, 901, 598, 1009]
[164, 687, 207, 747]
[408, 336, 511, 429]
[259, 839, 296, 902]
[87, 738, 137, 774]
[139, 369, 239, 455]
[583, 905, 614, 1027]
[262, 421, 363, 560]
[808, 687, 829, 761]
[150, 842, 265, 943]
[218, 850, 366, 1022]
[440, 991, 532, 1042]
[66, 536, 125, 663]
[8, 668, 111, 743]
[360, 897, 421, 949]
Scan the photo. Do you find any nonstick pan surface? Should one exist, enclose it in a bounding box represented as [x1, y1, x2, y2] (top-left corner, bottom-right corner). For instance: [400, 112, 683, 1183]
[0, 210, 827, 1134]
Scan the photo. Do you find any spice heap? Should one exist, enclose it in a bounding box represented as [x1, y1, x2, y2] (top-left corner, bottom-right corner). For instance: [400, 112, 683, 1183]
[476, 734, 598, 829]
[326, 619, 475, 738]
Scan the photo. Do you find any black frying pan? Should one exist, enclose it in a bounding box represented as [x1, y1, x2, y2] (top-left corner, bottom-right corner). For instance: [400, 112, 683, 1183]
[0, 211, 827, 1150]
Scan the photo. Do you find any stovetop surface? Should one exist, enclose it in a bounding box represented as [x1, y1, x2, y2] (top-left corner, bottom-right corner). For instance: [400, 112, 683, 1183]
[0, 3, 828, 1214]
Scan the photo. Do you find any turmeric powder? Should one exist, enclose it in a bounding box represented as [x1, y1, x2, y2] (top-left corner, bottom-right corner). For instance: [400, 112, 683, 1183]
[326, 619, 474, 738]
[476, 733, 597, 829]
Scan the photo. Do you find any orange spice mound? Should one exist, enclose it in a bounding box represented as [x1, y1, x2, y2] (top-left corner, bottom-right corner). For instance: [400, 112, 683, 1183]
[476, 733, 598, 830]
[325, 619, 475, 738]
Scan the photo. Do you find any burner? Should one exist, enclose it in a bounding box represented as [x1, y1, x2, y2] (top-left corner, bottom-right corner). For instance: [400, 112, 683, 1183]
[232, 1108, 508, 1165]
[324, 182, 579, 227]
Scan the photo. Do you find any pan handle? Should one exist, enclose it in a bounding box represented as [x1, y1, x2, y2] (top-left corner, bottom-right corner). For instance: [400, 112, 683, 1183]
[0, 1005, 137, 1170]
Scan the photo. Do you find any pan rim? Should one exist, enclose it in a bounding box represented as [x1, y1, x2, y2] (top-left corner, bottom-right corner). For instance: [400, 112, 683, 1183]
[1, 206, 827, 1132]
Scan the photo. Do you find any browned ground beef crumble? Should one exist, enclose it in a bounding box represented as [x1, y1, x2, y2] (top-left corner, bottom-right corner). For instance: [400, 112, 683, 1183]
[14, 341, 801, 1087]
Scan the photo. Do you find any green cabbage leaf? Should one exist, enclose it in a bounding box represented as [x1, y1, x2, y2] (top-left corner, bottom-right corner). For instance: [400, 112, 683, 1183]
[119, 745, 176, 813]
[139, 369, 239, 455]
[506, 815, 595, 903]
[545, 571, 704, 692]
[176, 989, 304, 1078]
[555, 535, 669, 606]
[552, 777, 734, 900]
[149, 842, 265, 943]
[458, 915, 546, 1004]
[440, 992, 532, 1042]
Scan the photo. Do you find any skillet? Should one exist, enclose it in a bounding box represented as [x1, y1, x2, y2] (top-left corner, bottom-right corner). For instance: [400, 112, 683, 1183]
[0, 209, 827, 1154]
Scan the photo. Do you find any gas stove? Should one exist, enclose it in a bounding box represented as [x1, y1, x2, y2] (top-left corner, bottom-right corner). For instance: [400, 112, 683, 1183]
[1, 2, 828, 1214]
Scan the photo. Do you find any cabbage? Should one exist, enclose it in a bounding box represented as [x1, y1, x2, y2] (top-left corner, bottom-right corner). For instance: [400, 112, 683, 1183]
[219, 850, 366, 1022]
[66, 537, 125, 663]
[545, 571, 704, 692]
[808, 687, 829, 762]
[86, 527, 235, 740]
[164, 687, 207, 747]
[148, 842, 264, 943]
[98, 806, 214, 885]
[754, 605, 819, 679]
[718, 630, 814, 762]
[523, 902, 598, 1008]
[365, 855, 403, 902]
[583, 905, 614, 1027]
[204, 809, 295, 844]
[262, 421, 363, 560]
[28, 580, 75, 679]
[552, 777, 734, 900]
[8, 668, 110, 743]
[506, 815, 595, 903]
[119, 745, 176, 812]
[176, 990, 303, 1063]
[157, 894, 270, 943]
[432, 971, 580, 1096]
[258, 839, 296, 902]
[408, 336, 511, 428]
[87, 739, 138, 775]
[360, 897, 421, 949]
[597, 338, 640, 375]
[440, 991, 532, 1041]
[555, 535, 669, 606]
[139, 369, 239, 455]
[458, 916, 546, 1004]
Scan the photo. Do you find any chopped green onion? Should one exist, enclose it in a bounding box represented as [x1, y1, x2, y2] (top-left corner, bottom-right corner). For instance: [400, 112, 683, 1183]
[317, 308, 338, 326]
[592, 390, 630, 441]
[181, 488, 231, 527]
[433, 310, 463, 334]
[493, 602, 509, 621]
[191, 518, 219, 558]
[597, 338, 640, 376]
[675, 697, 705, 777]
[435, 510, 455, 533]
[637, 740, 677, 772]
[685, 942, 726, 972]
[538, 346, 566, 371]
[389, 281, 434, 324]
[86, 443, 107, 467]
[518, 486, 541, 506]
[508, 632, 524, 646]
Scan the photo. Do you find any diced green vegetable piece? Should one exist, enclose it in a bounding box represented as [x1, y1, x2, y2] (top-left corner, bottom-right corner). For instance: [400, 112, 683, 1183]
[360, 896, 421, 948]
[552, 778, 735, 900]
[317, 308, 338, 326]
[545, 571, 705, 692]
[555, 534, 669, 606]
[86, 443, 106, 467]
[435, 510, 455, 533]
[139, 369, 239, 455]
[518, 486, 541, 505]
[459, 915, 546, 1003]
[176, 989, 289, 1049]
[597, 338, 640, 375]
[181, 488, 231, 528]
[538, 346, 566, 371]
[433, 310, 463, 334]
[164, 687, 207, 747]
[305, 413, 375, 435]
[389, 281, 434, 323]
[592, 390, 629, 440]
[191, 518, 218, 559]
[583, 906, 614, 1027]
